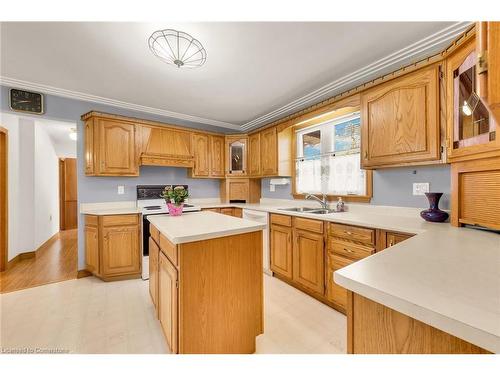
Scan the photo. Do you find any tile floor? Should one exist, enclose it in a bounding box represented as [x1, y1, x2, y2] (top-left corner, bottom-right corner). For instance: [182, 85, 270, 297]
[0, 274, 346, 354]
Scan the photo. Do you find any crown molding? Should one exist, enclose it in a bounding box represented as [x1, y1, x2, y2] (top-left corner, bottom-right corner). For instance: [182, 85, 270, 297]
[0, 76, 242, 130]
[240, 21, 473, 131]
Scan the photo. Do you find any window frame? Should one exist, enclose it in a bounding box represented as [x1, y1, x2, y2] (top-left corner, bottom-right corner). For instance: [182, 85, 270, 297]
[291, 110, 373, 203]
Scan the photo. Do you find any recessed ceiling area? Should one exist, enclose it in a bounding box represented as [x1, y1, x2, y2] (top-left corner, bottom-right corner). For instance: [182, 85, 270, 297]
[0, 22, 471, 130]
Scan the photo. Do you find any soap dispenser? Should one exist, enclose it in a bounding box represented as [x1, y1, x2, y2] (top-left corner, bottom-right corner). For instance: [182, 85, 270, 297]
[336, 197, 345, 212]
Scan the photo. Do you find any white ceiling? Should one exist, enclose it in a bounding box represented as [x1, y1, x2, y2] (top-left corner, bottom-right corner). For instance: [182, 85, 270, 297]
[0, 22, 471, 130]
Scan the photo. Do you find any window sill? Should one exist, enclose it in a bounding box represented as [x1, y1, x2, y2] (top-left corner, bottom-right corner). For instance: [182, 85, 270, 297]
[292, 193, 372, 203]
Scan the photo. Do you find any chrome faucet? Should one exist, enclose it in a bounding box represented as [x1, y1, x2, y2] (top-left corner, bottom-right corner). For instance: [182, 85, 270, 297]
[305, 193, 329, 209]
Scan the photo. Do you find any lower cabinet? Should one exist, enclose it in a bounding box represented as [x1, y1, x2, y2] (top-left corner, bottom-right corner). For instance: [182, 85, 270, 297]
[158, 251, 179, 354]
[292, 229, 324, 294]
[270, 224, 293, 279]
[84, 214, 141, 281]
[326, 252, 354, 309]
[149, 237, 159, 310]
[202, 206, 243, 217]
[102, 224, 140, 277]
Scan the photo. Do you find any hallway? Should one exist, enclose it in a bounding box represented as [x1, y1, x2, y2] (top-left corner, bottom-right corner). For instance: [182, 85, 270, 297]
[0, 229, 78, 294]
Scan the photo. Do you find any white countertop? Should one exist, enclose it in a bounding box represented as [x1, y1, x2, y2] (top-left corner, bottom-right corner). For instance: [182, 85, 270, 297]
[147, 211, 266, 245]
[83, 198, 500, 352]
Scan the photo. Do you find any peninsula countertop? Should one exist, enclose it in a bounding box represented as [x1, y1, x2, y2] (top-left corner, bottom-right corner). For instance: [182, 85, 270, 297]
[147, 211, 266, 245]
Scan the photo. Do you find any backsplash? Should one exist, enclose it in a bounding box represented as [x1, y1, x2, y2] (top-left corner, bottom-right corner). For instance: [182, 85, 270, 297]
[261, 164, 451, 209]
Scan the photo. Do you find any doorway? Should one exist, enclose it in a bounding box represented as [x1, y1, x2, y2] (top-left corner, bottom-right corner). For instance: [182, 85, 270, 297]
[0, 126, 7, 272]
[59, 158, 78, 230]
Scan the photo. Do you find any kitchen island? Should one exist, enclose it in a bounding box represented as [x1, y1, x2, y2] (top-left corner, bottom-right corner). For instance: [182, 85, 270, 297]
[147, 211, 265, 354]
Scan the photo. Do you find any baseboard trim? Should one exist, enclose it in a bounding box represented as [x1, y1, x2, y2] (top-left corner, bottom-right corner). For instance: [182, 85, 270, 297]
[77, 269, 92, 279]
[5, 232, 60, 270]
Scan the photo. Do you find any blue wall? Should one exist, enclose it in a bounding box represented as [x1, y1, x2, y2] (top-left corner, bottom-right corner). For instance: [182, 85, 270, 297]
[262, 164, 451, 210]
[1, 85, 229, 269]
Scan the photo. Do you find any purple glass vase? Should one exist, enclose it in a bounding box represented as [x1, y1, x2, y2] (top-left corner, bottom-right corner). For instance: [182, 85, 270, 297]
[420, 192, 449, 223]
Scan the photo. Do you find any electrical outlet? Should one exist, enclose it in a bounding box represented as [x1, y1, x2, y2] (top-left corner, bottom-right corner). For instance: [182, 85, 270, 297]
[117, 185, 125, 195]
[413, 182, 429, 196]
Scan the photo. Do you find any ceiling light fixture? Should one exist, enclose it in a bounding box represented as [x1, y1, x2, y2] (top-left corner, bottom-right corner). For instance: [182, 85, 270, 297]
[69, 128, 77, 141]
[148, 29, 207, 69]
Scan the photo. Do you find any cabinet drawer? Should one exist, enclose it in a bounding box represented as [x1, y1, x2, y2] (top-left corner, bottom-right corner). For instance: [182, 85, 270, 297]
[270, 213, 292, 227]
[328, 239, 375, 261]
[159, 233, 178, 266]
[328, 223, 375, 245]
[293, 217, 323, 234]
[150, 224, 160, 245]
[102, 214, 139, 227]
[85, 215, 98, 226]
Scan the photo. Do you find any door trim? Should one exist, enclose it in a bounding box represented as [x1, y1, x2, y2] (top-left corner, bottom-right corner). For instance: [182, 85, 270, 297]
[0, 126, 8, 271]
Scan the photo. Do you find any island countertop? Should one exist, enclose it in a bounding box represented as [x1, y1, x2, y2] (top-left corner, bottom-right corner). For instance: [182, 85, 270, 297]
[147, 211, 266, 245]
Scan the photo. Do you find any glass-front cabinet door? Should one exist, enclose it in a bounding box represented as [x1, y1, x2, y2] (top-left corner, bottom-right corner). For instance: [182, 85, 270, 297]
[446, 37, 498, 162]
[453, 51, 495, 149]
[226, 137, 247, 175]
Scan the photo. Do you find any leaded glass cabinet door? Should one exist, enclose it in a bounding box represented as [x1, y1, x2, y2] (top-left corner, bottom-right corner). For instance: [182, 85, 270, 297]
[226, 137, 247, 175]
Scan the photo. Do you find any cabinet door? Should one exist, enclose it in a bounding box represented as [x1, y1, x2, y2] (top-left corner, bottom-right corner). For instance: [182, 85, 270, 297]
[248, 132, 261, 176]
[210, 136, 225, 177]
[101, 225, 140, 276]
[260, 127, 278, 175]
[97, 119, 138, 175]
[226, 137, 247, 175]
[84, 119, 94, 175]
[326, 252, 353, 309]
[192, 134, 210, 176]
[149, 237, 159, 310]
[220, 207, 234, 216]
[361, 65, 440, 168]
[385, 232, 413, 248]
[85, 225, 99, 273]
[293, 229, 324, 294]
[270, 224, 293, 279]
[159, 252, 178, 354]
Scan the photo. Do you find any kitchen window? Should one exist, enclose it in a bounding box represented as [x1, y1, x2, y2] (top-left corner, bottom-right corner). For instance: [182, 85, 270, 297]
[294, 112, 371, 201]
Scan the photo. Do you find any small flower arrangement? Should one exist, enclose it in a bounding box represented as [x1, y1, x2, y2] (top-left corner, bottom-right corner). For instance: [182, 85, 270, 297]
[160, 186, 189, 206]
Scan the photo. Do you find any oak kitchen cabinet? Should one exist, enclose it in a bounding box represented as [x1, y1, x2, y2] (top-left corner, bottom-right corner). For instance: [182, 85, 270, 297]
[270, 220, 293, 279]
[247, 126, 293, 177]
[477, 21, 500, 125]
[293, 228, 324, 294]
[361, 64, 441, 169]
[139, 125, 193, 167]
[190, 134, 225, 178]
[84, 117, 139, 176]
[220, 178, 261, 203]
[84, 214, 141, 281]
[149, 236, 160, 311]
[148, 222, 263, 354]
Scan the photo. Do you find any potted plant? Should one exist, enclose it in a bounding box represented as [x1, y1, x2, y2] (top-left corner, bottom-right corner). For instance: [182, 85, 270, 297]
[160, 186, 189, 216]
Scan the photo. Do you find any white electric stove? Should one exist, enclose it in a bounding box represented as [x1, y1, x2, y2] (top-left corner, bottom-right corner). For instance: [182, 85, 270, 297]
[137, 185, 201, 280]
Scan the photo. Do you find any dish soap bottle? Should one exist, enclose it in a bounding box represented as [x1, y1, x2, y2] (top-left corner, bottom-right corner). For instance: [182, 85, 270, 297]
[336, 197, 345, 212]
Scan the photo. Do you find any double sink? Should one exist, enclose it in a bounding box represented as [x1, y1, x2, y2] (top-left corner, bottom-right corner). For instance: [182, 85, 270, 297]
[278, 207, 338, 215]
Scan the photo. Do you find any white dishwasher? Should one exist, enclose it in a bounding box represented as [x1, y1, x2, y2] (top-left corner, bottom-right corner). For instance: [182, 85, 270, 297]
[242, 209, 271, 275]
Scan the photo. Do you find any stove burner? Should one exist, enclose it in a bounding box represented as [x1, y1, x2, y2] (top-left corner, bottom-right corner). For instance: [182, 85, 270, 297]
[145, 206, 162, 210]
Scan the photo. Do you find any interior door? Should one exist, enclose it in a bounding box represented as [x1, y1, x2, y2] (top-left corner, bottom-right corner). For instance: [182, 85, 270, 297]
[0, 127, 7, 271]
[159, 252, 178, 353]
[59, 158, 78, 230]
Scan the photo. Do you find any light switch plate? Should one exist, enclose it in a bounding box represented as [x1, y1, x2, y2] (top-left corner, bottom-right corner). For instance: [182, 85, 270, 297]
[413, 182, 429, 196]
[117, 185, 125, 195]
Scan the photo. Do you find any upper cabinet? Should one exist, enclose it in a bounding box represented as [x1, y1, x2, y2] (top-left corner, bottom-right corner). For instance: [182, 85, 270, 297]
[247, 125, 292, 178]
[477, 22, 500, 126]
[190, 134, 225, 178]
[191, 133, 210, 177]
[445, 33, 499, 163]
[139, 125, 193, 167]
[226, 136, 248, 176]
[248, 132, 261, 176]
[85, 116, 139, 176]
[361, 64, 441, 169]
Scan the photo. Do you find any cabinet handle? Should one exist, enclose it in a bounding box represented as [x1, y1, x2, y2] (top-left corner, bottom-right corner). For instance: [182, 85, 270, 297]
[389, 240, 394, 247]
[364, 151, 368, 159]
[345, 231, 352, 235]
[344, 248, 354, 253]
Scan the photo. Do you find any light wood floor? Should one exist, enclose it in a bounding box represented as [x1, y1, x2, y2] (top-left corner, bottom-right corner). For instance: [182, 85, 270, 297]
[0, 229, 78, 294]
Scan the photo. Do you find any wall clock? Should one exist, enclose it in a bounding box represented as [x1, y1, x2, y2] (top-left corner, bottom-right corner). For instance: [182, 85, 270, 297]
[9, 89, 44, 114]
